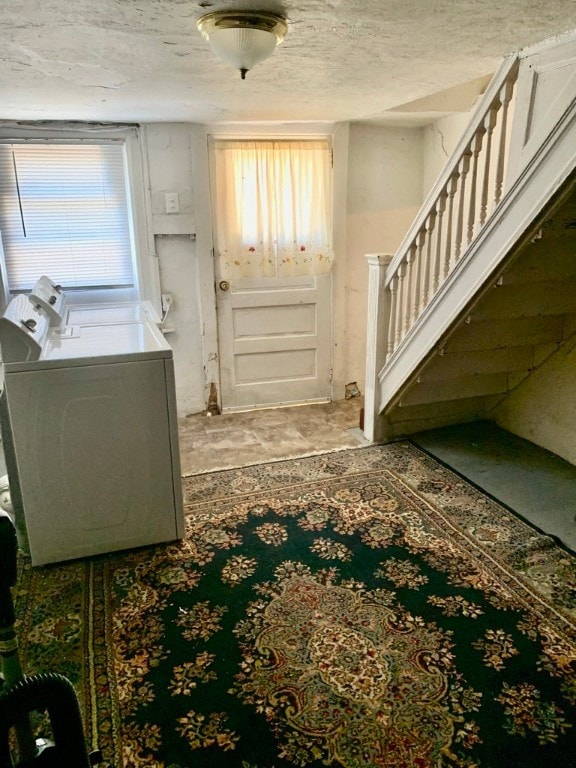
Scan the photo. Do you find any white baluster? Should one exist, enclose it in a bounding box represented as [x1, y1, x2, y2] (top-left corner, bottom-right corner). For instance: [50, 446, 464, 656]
[480, 105, 499, 226]
[387, 274, 399, 357]
[395, 261, 407, 347]
[467, 129, 485, 244]
[455, 152, 471, 261]
[414, 229, 427, 319]
[422, 210, 436, 308]
[444, 173, 459, 279]
[494, 77, 516, 204]
[405, 244, 417, 335]
[433, 193, 446, 293]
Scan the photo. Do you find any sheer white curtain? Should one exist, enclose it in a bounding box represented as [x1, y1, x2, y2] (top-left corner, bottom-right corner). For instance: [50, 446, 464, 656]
[211, 139, 334, 279]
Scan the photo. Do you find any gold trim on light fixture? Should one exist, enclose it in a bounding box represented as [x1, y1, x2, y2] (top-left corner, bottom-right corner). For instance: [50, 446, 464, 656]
[197, 10, 288, 79]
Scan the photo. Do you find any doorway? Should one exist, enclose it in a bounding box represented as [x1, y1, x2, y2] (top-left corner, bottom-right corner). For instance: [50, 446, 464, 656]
[210, 137, 334, 411]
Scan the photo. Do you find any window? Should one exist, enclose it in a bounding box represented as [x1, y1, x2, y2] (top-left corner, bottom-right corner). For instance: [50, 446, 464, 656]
[0, 141, 136, 293]
[211, 139, 334, 279]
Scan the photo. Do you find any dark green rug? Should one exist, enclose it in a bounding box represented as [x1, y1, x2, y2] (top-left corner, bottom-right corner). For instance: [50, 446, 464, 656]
[14, 443, 576, 767]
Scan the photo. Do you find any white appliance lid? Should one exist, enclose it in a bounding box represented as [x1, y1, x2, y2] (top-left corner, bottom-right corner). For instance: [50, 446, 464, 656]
[64, 300, 161, 327]
[42, 321, 171, 360]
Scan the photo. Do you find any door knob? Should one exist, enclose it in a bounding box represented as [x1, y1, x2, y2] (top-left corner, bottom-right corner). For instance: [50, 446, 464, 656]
[219, 280, 230, 291]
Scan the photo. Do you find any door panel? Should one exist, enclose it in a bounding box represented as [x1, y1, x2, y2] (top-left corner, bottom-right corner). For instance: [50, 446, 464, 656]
[234, 303, 316, 337]
[216, 274, 332, 410]
[235, 349, 316, 383]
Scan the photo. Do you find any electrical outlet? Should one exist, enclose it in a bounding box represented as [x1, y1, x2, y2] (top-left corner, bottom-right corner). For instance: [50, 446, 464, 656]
[161, 293, 173, 313]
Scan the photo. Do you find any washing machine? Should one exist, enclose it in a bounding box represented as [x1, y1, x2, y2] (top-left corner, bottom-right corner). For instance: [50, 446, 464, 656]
[29, 275, 162, 328]
[0, 294, 184, 566]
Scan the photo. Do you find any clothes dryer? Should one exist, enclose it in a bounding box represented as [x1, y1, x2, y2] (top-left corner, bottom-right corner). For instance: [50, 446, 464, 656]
[0, 295, 183, 566]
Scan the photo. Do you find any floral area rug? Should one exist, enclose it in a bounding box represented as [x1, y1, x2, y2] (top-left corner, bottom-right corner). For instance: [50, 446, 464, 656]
[14, 442, 576, 768]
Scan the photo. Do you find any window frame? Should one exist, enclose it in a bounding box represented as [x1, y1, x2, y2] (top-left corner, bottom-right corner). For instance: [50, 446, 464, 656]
[0, 123, 158, 311]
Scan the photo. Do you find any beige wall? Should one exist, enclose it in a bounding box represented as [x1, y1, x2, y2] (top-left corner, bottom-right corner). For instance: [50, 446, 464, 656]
[344, 123, 424, 394]
[144, 120, 450, 413]
[495, 336, 576, 465]
[422, 113, 470, 197]
[144, 124, 207, 416]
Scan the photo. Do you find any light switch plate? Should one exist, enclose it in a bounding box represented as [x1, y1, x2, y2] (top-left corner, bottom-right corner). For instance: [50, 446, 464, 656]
[165, 192, 179, 214]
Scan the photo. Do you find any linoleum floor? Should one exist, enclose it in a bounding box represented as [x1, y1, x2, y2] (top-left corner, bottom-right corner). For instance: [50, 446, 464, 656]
[178, 398, 368, 476]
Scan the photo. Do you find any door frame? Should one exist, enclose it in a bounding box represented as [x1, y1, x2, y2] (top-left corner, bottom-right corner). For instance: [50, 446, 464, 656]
[194, 122, 350, 412]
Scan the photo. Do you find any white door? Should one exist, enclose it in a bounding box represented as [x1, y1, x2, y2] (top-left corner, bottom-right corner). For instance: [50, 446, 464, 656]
[215, 272, 332, 411]
[209, 137, 335, 412]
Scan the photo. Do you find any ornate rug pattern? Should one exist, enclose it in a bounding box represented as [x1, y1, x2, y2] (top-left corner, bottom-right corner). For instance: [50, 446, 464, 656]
[14, 442, 576, 767]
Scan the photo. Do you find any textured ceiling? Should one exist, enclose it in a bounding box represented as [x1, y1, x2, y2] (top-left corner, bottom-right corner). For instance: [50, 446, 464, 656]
[1, 0, 576, 125]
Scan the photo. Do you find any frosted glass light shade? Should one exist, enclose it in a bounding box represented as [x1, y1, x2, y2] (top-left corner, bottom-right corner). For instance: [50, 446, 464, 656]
[197, 11, 288, 78]
[208, 28, 278, 72]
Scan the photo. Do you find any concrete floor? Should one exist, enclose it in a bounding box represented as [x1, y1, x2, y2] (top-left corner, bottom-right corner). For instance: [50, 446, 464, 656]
[178, 398, 369, 476]
[412, 420, 576, 552]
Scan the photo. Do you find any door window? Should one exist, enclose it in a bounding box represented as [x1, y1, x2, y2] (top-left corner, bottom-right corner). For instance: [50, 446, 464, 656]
[211, 139, 334, 279]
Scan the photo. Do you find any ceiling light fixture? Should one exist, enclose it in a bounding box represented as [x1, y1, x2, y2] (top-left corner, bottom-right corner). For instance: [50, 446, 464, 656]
[196, 10, 288, 79]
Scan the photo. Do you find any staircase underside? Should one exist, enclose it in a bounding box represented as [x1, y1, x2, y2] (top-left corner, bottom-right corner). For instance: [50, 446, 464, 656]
[381, 173, 576, 439]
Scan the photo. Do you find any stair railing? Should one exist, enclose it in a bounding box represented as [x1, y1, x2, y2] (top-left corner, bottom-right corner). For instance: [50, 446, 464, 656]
[364, 54, 520, 441]
[383, 54, 519, 364]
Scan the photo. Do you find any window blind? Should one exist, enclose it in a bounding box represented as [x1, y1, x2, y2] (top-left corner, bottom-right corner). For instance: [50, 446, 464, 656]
[0, 142, 135, 292]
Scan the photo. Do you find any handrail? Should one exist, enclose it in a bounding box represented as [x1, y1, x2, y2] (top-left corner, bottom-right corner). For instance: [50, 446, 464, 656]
[382, 53, 520, 362]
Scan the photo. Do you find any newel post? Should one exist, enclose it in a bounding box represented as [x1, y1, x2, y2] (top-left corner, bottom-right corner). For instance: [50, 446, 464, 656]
[364, 253, 394, 443]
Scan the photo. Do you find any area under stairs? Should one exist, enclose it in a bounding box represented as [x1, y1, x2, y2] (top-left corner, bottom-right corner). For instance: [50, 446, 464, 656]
[412, 420, 576, 553]
[385, 176, 576, 437]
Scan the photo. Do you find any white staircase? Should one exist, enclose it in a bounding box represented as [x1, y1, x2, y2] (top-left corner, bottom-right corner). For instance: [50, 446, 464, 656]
[365, 31, 576, 443]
